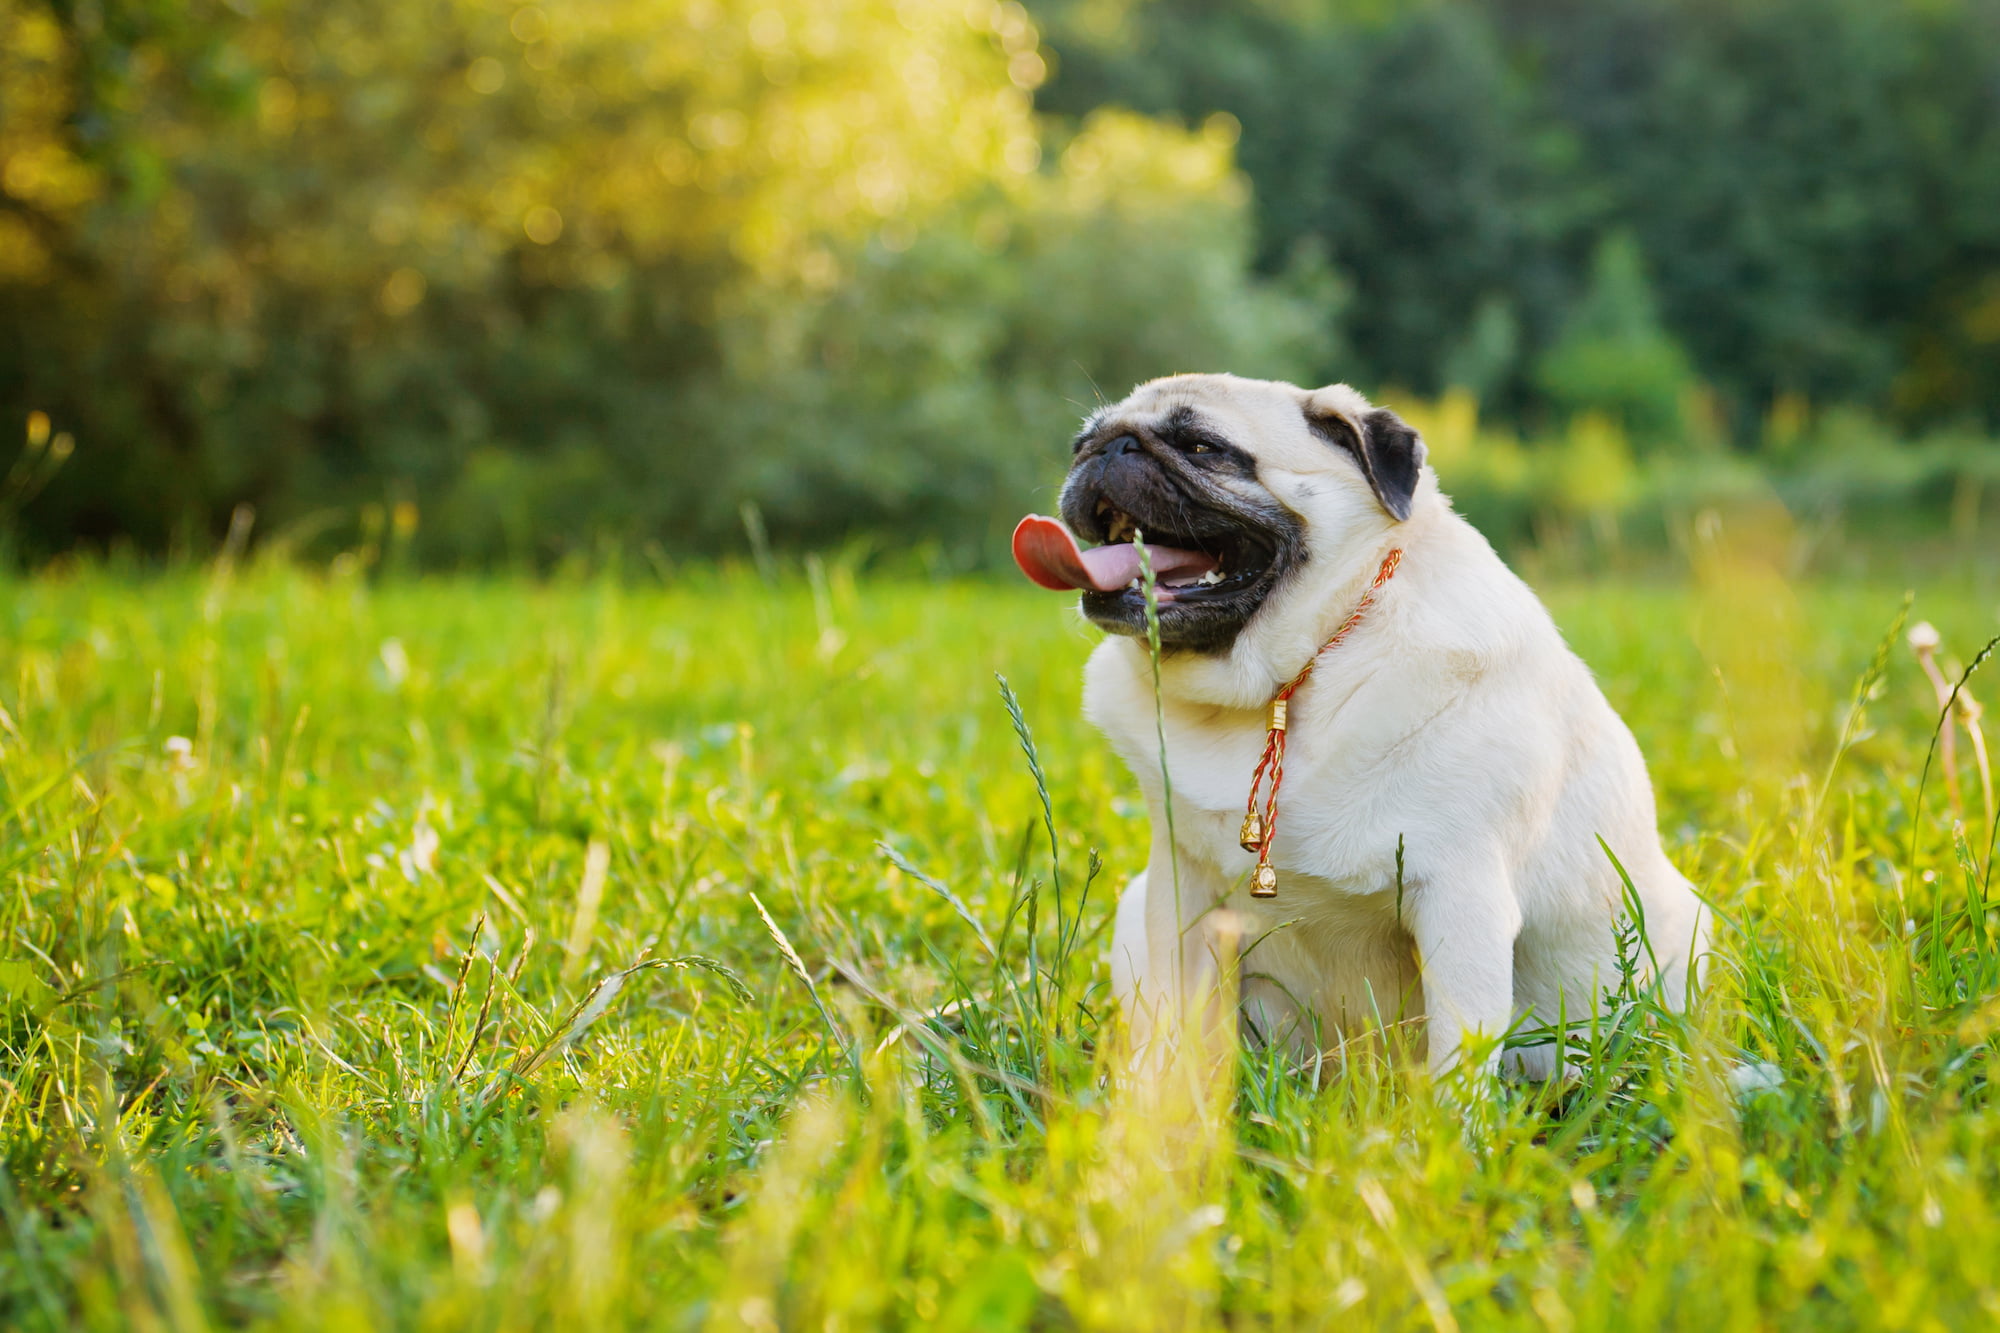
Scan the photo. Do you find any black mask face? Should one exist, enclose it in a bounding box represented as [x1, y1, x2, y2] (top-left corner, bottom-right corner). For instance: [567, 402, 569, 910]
[1058, 406, 1306, 653]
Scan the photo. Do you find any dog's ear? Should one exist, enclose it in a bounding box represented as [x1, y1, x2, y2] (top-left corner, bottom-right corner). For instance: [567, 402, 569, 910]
[1304, 391, 1427, 521]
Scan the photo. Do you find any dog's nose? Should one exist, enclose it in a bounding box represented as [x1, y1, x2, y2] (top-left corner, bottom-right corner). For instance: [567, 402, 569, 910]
[1107, 434, 1140, 457]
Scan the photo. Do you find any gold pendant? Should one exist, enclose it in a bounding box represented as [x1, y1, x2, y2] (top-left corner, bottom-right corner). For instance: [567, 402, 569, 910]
[1238, 811, 1265, 853]
[1251, 864, 1278, 898]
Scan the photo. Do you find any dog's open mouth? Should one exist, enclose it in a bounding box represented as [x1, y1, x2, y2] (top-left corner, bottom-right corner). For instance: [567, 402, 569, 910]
[1013, 510, 1278, 604]
[1087, 501, 1277, 599]
[1018, 435, 1305, 651]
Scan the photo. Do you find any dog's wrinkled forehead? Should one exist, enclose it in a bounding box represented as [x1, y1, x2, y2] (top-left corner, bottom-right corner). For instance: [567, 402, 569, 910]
[1077, 373, 1342, 475]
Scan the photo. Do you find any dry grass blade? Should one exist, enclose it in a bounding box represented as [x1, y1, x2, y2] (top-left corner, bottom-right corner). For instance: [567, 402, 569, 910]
[749, 891, 859, 1083]
[493, 956, 750, 1092]
[1909, 630, 2000, 873]
[1910, 622, 1963, 817]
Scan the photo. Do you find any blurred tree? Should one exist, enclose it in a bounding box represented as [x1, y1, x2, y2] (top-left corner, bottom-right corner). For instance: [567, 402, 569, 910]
[1495, 0, 1973, 424]
[1441, 297, 1521, 406]
[1535, 232, 1696, 448]
[432, 109, 1322, 560]
[1036, 1, 1586, 406]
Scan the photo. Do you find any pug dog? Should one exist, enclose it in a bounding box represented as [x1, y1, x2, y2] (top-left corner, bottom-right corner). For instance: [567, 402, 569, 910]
[1012, 373, 1707, 1076]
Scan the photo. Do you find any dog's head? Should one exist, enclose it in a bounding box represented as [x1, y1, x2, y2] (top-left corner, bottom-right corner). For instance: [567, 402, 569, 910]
[1054, 374, 1428, 654]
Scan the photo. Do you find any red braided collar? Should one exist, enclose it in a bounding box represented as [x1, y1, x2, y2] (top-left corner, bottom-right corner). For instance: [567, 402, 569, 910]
[1240, 547, 1404, 897]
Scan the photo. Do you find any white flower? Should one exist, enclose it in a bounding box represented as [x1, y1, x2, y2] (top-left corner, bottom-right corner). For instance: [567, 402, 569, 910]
[1727, 1059, 1785, 1099]
[399, 813, 440, 880]
[378, 638, 410, 689]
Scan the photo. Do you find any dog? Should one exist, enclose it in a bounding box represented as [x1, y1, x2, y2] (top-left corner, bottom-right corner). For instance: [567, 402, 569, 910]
[1012, 373, 1708, 1077]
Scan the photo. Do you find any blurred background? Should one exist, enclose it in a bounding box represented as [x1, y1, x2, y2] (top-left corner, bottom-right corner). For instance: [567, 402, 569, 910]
[1, 0, 1997, 572]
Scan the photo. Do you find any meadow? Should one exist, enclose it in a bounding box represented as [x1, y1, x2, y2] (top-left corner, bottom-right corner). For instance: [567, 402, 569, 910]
[3, 536, 1999, 1331]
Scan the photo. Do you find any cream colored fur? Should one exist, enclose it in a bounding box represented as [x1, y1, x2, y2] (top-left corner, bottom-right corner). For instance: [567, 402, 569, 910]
[1079, 373, 1708, 1077]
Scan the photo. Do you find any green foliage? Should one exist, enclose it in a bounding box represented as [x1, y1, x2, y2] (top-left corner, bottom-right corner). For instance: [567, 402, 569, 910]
[0, 0, 1315, 562]
[1041, 0, 1564, 404]
[7, 0, 2000, 561]
[2, 557, 2000, 1326]
[1535, 233, 1697, 448]
[1037, 0, 2000, 429]
[1404, 389, 2000, 561]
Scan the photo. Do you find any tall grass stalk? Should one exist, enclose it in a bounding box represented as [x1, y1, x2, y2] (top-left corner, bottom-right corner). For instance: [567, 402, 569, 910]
[1133, 532, 1186, 1001]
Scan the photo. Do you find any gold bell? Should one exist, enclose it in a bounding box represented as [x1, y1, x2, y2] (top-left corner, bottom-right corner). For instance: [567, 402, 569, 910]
[1239, 811, 1266, 853]
[1251, 864, 1279, 898]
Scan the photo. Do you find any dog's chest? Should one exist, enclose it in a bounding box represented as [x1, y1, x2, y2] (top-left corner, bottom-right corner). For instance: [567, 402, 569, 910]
[1090, 663, 1409, 885]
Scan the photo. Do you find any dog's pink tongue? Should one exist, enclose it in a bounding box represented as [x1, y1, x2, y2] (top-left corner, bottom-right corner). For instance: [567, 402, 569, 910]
[1011, 515, 1217, 592]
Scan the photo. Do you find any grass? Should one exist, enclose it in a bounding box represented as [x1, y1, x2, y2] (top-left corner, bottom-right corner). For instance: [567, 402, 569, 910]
[2, 541, 1999, 1331]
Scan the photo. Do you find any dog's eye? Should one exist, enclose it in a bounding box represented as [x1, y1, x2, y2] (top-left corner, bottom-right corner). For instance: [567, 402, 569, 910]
[1188, 442, 1213, 454]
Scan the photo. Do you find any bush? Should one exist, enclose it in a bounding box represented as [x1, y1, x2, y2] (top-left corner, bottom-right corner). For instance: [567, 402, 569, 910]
[1535, 235, 1699, 451]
